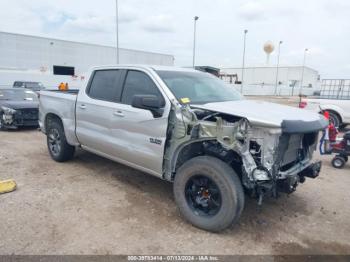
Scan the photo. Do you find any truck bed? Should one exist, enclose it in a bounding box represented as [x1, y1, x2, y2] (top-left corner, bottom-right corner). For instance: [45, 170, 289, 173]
[43, 89, 80, 95]
[39, 90, 79, 145]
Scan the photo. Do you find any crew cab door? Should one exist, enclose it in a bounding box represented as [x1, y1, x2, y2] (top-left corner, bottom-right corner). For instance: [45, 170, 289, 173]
[75, 69, 125, 155]
[109, 69, 170, 176]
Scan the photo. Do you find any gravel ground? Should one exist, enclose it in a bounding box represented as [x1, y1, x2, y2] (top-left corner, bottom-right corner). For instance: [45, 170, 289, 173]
[1, 111, 350, 255]
[0, 92, 350, 255]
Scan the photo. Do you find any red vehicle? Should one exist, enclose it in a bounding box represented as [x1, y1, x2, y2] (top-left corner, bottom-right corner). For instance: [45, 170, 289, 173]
[330, 132, 350, 168]
[320, 112, 350, 168]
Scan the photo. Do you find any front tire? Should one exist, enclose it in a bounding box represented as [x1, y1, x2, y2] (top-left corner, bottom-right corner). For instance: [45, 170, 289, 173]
[173, 156, 245, 232]
[47, 120, 75, 162]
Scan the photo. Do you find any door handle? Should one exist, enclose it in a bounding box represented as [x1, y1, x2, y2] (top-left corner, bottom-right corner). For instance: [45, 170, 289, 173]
[113, 110, 125, 117]
[79, 104, 87, 109]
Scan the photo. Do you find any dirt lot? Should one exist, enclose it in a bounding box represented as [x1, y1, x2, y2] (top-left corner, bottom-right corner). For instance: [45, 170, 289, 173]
[1, 126, 350, 255]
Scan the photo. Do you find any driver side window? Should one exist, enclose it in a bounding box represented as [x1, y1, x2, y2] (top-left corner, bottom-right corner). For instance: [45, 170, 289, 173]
[121, 70, 163, 105]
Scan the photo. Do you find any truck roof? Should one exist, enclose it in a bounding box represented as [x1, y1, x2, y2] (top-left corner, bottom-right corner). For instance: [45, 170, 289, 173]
[90, 65, 199, 73]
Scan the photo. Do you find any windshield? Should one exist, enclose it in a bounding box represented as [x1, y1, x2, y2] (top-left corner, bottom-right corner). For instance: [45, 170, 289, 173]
[157, 70, 242, 104]
[13, 82, 44, 91]
[26, 82, 44, 91]
[0, 89, 38, 101]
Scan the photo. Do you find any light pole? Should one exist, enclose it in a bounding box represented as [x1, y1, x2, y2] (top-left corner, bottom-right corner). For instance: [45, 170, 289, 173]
[241, 29, 248, 93]
[299, 48, 308, 96]
[115, 0, 120, 64]
[192, 16, 199, 68]
[274, 41, 283, 95]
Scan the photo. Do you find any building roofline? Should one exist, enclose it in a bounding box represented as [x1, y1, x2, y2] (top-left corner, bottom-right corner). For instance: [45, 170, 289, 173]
[220, 65, 318, 73]
[0, 31, 174, 58]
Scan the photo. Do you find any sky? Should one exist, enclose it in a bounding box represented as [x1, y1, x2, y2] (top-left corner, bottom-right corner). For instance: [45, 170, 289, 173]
[0, 0, 349, 78]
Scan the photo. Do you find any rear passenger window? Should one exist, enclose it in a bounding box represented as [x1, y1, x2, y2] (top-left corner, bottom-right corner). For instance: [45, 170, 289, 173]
[121, 70, 163, 105]
[88, 70, 122, 102]
[13, 82, 23, 88]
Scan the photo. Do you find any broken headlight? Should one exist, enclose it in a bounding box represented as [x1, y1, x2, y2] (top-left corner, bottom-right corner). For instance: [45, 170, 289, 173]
[1, 106, 16, 115]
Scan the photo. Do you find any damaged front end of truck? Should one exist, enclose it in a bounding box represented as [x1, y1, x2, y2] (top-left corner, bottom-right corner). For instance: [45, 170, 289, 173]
[164, 101, 327, 205]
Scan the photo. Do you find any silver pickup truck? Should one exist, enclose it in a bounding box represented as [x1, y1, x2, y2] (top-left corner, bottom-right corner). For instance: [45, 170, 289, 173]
[39, 65, 327, 232]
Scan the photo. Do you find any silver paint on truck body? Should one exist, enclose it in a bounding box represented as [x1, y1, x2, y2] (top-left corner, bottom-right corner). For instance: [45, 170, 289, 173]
[39, 65, 326, 192]
[192, 100, 322, 128]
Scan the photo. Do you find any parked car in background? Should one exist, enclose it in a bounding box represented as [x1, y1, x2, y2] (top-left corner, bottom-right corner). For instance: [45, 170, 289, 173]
[39, 65, 327, 232]
[301, 79, 350, 129]
[0, 88, 39, 130]
[13, 81, 45, 92]
[300, 98, 350, 128]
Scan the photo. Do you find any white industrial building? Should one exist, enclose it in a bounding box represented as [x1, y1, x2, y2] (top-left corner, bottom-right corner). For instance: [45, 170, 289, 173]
[0, 32, 174, 89]
[220, 66, 320, 96]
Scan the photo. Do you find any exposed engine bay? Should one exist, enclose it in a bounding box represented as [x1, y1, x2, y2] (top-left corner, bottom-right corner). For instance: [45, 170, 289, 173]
[164, 102, 323, 205]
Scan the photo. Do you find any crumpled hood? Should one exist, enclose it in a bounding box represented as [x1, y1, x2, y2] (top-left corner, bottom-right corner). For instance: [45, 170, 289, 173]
[192, 100, 326, 129]
[0, 100, 39, 110]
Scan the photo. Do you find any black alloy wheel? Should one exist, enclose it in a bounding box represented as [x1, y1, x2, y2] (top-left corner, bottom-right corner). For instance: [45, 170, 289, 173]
[185, 175, 222, 217]
[48, 128, 62, 157]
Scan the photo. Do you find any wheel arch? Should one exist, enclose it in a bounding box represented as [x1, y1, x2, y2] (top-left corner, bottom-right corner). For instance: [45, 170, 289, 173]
[44, 113, 79, 146]
[45, 113, 63, 132]
[170, 139, 243, 181]
[319, 107, 343, 124]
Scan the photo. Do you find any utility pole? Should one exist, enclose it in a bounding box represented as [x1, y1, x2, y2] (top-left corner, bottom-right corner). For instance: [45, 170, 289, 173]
[274, 41, 283, 95]
[241, 29, 248, 93]
[192, 16, 199, 68]
[115, 0, 120, 64]
[299, 48, 308, 96]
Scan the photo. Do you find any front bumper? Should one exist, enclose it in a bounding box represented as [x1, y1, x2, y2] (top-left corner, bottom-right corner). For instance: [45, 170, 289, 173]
[1, 121, 39, 129]
[251, 161, 322, 204]
[12, 119, 39, 127]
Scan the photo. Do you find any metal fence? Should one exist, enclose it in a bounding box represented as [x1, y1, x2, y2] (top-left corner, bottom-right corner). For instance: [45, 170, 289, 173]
[226, 83, 315, 96]
[320, 79, 350, 99]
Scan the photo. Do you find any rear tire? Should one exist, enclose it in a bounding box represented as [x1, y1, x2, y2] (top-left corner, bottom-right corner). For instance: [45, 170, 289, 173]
[47, 120, 75, 162]
[173, 156, 245, 232]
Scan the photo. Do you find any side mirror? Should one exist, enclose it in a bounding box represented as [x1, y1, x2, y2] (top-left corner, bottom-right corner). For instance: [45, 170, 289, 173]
[131, 95, 165, 118]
